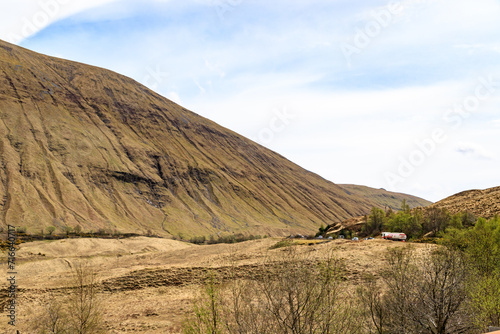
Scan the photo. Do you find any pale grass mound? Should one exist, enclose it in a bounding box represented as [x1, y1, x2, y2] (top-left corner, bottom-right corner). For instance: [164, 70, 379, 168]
[17, 236, 192, 258]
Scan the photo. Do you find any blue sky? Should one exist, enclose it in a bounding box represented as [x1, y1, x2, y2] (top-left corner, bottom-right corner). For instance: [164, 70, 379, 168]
[2, 0, 500, 202]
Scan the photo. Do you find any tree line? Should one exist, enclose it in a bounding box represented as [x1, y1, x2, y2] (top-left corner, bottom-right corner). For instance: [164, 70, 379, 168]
[361, 200, 477, 240]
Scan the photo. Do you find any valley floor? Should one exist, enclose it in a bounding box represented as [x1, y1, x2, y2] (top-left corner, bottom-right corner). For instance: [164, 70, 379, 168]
[0, 236, 429, 333]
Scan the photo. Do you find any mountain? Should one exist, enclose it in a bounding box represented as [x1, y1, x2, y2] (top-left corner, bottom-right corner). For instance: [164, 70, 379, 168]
[0, 39, 427, 237]
[432, 186, 500, 219]
[339, 184, 432, 211]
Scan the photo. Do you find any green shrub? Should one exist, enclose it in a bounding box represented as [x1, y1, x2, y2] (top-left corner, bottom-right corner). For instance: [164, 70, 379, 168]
[269, 239, 294, 249]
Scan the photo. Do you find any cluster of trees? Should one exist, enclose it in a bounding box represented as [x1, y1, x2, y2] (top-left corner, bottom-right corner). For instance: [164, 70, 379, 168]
[440, 217, 500, 328]
[184, 216, 500, 333]
[188, 233, 266, 245]
[4, 225, 134, 245]
[48, 225, 122, 236]
[361, 200, 477, 240]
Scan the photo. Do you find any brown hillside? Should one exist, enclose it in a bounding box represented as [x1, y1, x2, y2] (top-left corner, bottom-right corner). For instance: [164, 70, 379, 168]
[0, 39, 391, 237]
[432, 186, 500, 219]
[339, 184, 432, 210]
[0, 39, 433, 237]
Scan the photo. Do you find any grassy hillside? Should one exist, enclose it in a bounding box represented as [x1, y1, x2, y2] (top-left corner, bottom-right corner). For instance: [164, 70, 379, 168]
[432, 186, 500, 219]
[339, 184, 432, 210]
[0, 39, 393, 237]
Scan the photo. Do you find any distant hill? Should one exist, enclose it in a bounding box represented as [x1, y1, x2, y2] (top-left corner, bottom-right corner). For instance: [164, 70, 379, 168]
[339, 184, 432, 211]
[0, 39, 425, 238]
[432, 186, 500, 219]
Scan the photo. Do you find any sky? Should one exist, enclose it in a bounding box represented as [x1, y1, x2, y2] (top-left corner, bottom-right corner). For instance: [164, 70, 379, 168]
[1, 0, 499, 202]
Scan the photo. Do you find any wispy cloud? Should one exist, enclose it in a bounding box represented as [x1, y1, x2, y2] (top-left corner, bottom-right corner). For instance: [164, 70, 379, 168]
[456, 142, 496, 161]
[0, 0, 121, 44]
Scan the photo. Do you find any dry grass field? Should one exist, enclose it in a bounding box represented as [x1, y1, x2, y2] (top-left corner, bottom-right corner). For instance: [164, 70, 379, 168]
[0, 236, 431, 333]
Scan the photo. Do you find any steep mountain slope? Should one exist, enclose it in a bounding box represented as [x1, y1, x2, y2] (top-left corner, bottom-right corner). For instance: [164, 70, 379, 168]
[432, 186, 500, 219]
[0, 39, 415, 237]
[339, 184, 432, 211]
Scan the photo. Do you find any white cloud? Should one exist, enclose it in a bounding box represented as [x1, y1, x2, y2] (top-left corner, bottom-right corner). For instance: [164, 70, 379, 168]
[0, 0, 121, 44]
[456, 142, 497, 161]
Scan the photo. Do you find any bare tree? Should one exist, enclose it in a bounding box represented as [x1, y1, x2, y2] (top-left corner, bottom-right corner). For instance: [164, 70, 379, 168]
[34, 292, 68, 334]
[251, 252, 360, 334]
[184, 248, 362, 334]
[380, 247, 418, 334]
[67, 261, 105, 334]
[366, 246, 475, 334]
[411, 248, 472, 334]
[357, 279, 387, 334]
[32, 261, 106, 334]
